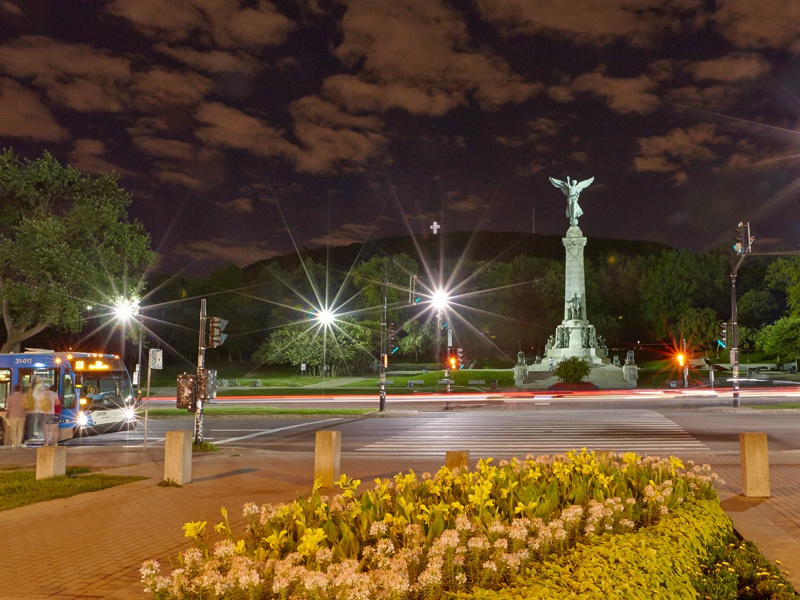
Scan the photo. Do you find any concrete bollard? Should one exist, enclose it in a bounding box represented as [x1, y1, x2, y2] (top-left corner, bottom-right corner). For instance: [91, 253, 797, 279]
[164, 430, 192, 485]
[314, 430, 341, 488]
[36, 446, 66, 480]
[740, 432, 770, 498]
[446, 450, 469, 471]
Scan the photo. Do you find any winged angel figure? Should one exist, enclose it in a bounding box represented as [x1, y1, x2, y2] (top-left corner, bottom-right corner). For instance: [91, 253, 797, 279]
[549, 176, 595, 226]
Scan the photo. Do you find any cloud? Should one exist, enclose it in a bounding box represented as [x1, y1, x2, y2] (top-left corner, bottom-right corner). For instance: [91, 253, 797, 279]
[132, 136, 196, 161]
[289, 96, 388, 174]
[106, 0, 294, 50]
[67, 139, 135, 177]
[0, 77, 67, 140]
[714, 0, 800, 52]
[306, 223, 375, 247]
[1, 1, 22, 16]
[130, 68, 215, 110]
[328, 0, 538, 117]
[153, 43, 259, 74]
[194, 101, 296, 160]
[632, 123, 729, 183]
[172, 237, 279, 266]
[683, 54, 772, 82]
[476, 0, 708, 48]
[570, 72, 660, 114]
[214, 197, 254, 213]
[0, 36, 130, 112]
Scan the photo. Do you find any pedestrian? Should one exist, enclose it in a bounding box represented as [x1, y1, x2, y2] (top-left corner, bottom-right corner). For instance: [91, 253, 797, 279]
[43, 385, 61, 446]
[27, 379, 49, 444]
[5, 384, 27, 448]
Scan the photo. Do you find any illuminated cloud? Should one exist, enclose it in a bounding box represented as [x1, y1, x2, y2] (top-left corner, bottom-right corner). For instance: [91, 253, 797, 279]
[714, 0, 800, 52]
[173, 237, 279, 266]
[106, 0, 294, 49]
[476, 0, 708, 48]
[684, 54, 772, 82]
[570, 72, 660, 115]
[67, 139, 135, 177]
[0, 77, 67, 141]
[632, 124, 729, 183]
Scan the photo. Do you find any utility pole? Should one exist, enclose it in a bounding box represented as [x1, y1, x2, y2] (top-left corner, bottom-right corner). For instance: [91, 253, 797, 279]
[730, 222, 752, 408]
[195, 299, 207, 444]
[379, 263, 387, 412]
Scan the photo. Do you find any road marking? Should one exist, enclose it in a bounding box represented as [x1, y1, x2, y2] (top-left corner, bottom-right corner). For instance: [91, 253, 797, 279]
[355, 410, 710, 456]
[212, 418, 345, 444]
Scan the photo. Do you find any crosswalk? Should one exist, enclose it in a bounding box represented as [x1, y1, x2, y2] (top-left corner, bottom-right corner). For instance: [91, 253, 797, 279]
[355, 409, 709, 457]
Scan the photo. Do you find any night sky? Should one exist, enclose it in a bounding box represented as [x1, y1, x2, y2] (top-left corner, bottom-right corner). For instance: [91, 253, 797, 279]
[2, 0, 800, 276]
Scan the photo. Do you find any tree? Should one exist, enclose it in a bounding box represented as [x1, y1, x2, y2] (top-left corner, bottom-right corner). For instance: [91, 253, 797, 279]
[0, 150, 154, 352]
[756, 317, 800, 361]
[254, 317, 375, 376]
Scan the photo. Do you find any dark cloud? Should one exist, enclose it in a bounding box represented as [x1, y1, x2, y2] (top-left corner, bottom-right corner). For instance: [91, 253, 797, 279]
[0, 0, 798, 273]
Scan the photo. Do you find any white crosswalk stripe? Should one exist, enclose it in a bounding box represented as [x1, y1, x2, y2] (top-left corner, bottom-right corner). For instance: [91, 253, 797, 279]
[356, 409, 709, 456]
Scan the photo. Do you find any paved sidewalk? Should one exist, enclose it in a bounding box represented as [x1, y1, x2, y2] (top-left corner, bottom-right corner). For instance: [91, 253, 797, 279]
[0, 445, 798, 598]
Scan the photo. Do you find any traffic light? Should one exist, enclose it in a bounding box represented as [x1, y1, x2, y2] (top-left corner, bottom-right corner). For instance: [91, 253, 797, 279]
[733, 222, 744, 254]
[448, 355, 457, 370]
[719, 322, 727, 348]
[676, 353, 685, 368]
[207, 317, 228, 348]
[176, 373, 197, 412]
[456, 347, 464, 368]
[387, 322, 399, 354]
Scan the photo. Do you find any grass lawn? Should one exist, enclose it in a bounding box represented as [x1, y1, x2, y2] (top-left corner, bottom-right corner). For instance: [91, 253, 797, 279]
[0, 467, 146, 511]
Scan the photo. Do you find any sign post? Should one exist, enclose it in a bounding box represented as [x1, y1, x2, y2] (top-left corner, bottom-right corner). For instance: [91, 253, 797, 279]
[143, 348, 162, 448]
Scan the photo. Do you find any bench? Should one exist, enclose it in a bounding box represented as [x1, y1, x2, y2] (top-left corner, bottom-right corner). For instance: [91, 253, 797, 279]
[378, 380, 394, 386]
[438, 379, 454, 385]
[468, 379, 486, 386]
[406, 379, 424, 388]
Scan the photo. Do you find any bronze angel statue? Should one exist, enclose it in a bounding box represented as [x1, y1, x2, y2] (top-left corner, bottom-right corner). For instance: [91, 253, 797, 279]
[549, 176, 595, 226]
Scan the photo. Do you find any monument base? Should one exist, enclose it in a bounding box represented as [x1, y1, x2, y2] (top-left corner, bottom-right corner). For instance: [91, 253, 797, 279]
[545, 319, 610, 366]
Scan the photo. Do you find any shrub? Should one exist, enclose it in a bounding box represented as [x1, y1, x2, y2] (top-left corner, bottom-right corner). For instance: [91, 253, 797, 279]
[554, 357, 592, 384]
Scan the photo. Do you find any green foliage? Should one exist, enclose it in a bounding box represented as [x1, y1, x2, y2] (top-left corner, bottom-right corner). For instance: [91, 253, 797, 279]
[455, 499, 732, 600]
[554, 357, 592, 384]
[0, 470, 145, 511]
[254, 317, 375, 376]
[694, 534, 798, 599]
[192, 441, 219, 452]
[0, 149, 155, 352]
[756, 317, 800, 360]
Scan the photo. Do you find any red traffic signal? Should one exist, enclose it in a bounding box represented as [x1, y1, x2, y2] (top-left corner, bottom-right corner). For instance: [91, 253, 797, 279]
[676, 353, 685, 367]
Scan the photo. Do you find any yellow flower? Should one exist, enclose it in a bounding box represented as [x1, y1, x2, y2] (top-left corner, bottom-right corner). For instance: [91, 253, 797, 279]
[182, 520, 207, 541]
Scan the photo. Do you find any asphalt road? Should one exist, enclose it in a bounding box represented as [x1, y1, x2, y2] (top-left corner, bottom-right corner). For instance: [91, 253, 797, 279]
[63, 390, 800, 459]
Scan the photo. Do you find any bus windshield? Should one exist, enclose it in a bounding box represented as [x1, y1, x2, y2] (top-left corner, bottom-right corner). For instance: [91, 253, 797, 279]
[81, 374, 134, 408]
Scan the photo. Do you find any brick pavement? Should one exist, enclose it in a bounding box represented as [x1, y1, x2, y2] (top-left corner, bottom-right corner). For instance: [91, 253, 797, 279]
[0, 446, 799, 598]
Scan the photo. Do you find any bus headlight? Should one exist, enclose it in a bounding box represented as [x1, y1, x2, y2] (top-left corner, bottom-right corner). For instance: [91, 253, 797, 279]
[123, 407, 136, 421]
[77, 411, 89, 426]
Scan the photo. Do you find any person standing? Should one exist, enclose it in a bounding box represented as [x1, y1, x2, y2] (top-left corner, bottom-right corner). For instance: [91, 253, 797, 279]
[6, 385, 27, 448]
[28, 379, 50, 444]
[43, 385, 61, 446]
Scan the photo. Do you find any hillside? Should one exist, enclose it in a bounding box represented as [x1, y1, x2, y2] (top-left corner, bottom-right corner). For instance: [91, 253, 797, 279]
[243, 230, 671, 275]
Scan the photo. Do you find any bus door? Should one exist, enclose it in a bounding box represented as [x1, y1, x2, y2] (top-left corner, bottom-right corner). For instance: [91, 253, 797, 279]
[59, 371, 76, 440]
[0, 368, 10, 445]
[23, 368, 57, 442]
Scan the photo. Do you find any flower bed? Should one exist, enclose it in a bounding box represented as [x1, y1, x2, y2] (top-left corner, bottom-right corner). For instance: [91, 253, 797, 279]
[142, 450, 725, 599]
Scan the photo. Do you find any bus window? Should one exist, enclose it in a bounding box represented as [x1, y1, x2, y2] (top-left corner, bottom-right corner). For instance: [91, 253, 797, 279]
[62, 373, 76, 409]
[0, 369, 10, 409]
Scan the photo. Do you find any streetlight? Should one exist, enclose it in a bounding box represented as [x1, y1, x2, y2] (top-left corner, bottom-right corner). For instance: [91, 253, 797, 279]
[113, 295, 142, 398]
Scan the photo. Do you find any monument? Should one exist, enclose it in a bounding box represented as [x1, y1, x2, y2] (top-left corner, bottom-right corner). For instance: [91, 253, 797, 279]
[545, 176, 610, 366]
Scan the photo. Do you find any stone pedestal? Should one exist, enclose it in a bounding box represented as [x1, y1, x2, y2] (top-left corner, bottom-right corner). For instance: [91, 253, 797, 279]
[545, 226, 609, 366]
[314, 430, 341, 488]
[164, 430, 192, 485]
[514, 364, 527, 385]
[740, 432, 770, 498]
[622, 364, 638, 387]
[446, 450, 469, 470]
[36, 446, 66, 480]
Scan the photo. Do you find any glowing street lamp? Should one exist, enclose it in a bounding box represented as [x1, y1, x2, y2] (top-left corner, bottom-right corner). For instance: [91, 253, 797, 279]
[114, 295, 143, 396]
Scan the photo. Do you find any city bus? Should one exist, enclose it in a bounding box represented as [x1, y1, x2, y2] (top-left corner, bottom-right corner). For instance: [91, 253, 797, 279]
[0, 349, 138, 444]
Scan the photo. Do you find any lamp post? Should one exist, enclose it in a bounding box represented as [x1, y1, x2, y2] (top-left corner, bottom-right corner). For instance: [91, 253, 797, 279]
[113, 296, 142, 396]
